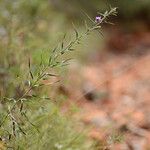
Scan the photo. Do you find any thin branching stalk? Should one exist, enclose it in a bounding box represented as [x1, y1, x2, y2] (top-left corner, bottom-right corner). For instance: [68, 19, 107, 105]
[0, 7, 117, 141]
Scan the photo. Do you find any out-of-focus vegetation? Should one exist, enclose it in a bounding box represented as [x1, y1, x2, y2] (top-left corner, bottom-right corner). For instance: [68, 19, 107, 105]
[0, 0, 118, 149]
[49, 0, 150, 58]
[1, 0, 149, 149]
[0, 0, 91, 149]
[50, 0, 150, 22]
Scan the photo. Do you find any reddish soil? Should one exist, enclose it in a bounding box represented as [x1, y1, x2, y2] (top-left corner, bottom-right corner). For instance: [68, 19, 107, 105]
[60, 30, 150, 149]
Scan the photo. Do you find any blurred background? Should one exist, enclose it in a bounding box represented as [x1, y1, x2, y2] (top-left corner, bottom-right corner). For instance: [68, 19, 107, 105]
[0, 0, 150, 149]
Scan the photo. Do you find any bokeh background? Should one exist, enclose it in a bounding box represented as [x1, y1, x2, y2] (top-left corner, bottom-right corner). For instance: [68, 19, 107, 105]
[0, 0, 150, 149]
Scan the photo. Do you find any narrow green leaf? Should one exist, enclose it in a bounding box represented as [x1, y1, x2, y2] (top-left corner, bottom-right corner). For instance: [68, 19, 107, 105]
[72, 23, 79, 39]
[69, 48, 75, 51]
[28, 58, 31, 69]
[61, 42, 64, 49]
[52, 46, 57, 53]
[29, 70, 34, 79]
[46, 73, 58, 77]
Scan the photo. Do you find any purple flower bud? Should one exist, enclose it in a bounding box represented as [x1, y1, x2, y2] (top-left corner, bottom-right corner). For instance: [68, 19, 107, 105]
[95, 16, 102, 23]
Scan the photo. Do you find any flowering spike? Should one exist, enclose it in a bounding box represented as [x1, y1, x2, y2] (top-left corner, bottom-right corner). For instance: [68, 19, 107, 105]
[95, 16, 102, 23]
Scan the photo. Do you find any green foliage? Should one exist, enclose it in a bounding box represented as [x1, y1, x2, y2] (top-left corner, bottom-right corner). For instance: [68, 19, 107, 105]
[0, 0, 117, 149]
[4, 102, 89, 150]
